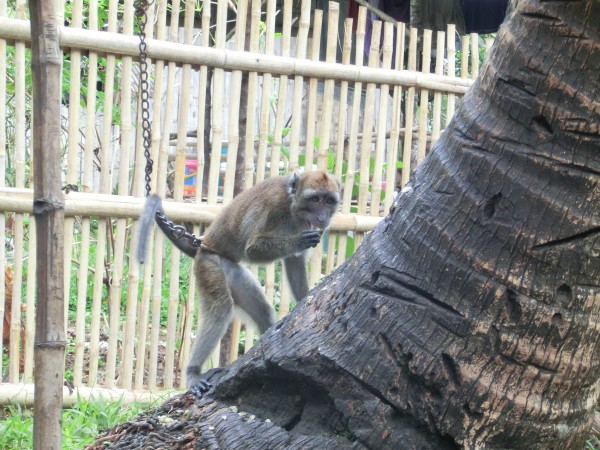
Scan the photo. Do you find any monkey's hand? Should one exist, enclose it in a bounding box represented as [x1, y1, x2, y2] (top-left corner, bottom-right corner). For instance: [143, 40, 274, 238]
[297, 229, 321, 250]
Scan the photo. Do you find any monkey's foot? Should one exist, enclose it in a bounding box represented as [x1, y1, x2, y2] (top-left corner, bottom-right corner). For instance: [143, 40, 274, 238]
[187, 367, 225, 399]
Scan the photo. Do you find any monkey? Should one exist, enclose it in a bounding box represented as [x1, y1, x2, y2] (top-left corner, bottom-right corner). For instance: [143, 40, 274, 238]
[137, 170, 340, 391]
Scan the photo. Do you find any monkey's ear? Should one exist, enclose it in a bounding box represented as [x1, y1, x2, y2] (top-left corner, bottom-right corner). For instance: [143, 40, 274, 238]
[287, 172, 299, 195]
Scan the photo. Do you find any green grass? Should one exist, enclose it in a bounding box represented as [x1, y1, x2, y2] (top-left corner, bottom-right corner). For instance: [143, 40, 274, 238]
[0, 395, 151, 449]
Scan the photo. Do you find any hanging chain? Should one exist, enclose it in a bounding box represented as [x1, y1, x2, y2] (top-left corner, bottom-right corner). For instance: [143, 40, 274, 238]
[135, 0, 154, 198]
[134, 0, 202, 251]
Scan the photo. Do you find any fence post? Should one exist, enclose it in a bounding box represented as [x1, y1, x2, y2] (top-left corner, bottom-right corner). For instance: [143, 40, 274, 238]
[29, 0, 66, 448]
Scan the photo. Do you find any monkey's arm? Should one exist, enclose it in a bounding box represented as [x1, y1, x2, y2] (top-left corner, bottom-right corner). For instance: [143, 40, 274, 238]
[283, 254, 309, 302]
[245, 230, 321, 263]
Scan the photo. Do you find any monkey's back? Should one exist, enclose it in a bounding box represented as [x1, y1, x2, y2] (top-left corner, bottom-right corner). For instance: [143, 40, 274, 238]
[200, 175, 296, 262]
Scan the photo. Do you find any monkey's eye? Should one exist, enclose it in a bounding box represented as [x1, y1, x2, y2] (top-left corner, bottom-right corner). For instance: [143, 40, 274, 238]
[310, 196, 320, 202]
[325, 197, 335, 204]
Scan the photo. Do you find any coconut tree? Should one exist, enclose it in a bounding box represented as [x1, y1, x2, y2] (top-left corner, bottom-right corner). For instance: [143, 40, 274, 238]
[90, 0, 600, 448]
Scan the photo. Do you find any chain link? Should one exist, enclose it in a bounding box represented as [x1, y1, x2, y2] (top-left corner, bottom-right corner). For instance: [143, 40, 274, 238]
[135, 0, 154, 198]
[135, 1, 202, 250]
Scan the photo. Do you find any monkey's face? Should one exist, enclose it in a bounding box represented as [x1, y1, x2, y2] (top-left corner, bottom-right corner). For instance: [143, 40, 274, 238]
[288, 170, 341, 232]
[298, 190, 339, 232]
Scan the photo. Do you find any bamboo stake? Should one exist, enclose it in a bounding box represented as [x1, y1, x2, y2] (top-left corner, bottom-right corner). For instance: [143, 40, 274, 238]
[29, 0, 65, 444]
[384, 21, 405, 213]
[74, 0, 96, 388]
[0, 0, 6, 379]
[148, 0, 169, 392]
[313, 2, 339, 279]
[63, 0, 83, 351]
[118, 0, 138, 391]
[177, 0, 199, 390]
[446, 24, 456, 124]
[103, 0, 120, 389]
[401, 27, 418, 186]
[288, 0, 311, 172]
[357, 21, 381, 217]
[371, 21, 393, 217]
[304, 9, 323, 170]
[431, 30, 445, 146]
[485, 37, 494, 54]
[228, 316, 242, 363]
[337, 6, 366, 267]
[23, 219, 36, 382]
[256, 0, 277, 182]
[223, 0, 249, 201]
[331, 18, 353, 268]
[416, 28, 432, 165]
[134, 0, 157, 391]
[243, 0, 261, 188]
[269, 0, 293, 177]
[461, 35, 470, 79]
[85, 0, 103, 387]
[9, 0, 26, 384]
[470, 32, 479, 79]
[164, 0, 183, 390]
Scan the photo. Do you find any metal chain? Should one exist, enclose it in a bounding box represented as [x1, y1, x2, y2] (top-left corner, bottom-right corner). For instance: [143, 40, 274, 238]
[135, 0, 154, 198]
[134, 0, 201, 250]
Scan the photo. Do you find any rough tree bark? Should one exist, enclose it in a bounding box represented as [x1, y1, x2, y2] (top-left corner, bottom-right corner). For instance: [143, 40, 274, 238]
[90, 1, 600, 449]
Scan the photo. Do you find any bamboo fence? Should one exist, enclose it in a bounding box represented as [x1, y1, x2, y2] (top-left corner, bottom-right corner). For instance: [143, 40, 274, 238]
[0, 0, 492, 398]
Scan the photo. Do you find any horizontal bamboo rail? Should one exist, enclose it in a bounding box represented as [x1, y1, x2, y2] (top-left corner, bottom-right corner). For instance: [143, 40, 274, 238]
[0, 383, 175, 407]
[0, 17, 473, 94]
[0, 188, 383, 232]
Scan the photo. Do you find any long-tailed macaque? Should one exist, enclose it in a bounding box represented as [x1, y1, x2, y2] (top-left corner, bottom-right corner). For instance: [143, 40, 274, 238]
[137, 170, 340, 391]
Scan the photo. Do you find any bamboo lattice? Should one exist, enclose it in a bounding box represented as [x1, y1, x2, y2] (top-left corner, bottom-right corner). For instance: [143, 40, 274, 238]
[0, 0, 492, 395]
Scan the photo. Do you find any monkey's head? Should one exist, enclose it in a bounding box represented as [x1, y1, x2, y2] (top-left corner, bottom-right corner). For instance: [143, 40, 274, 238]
[288, 171, 341, 231]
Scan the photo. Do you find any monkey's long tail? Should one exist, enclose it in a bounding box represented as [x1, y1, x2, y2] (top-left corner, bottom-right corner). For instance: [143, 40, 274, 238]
[137, 194, 202, 263]
[137, 194, 163, 264]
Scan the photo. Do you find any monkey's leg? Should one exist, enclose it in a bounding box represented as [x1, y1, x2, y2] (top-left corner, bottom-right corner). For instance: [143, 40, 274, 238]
[283, 253, 309, 302]
[187, 251, 234, 389]
[221, 258, 276, 333]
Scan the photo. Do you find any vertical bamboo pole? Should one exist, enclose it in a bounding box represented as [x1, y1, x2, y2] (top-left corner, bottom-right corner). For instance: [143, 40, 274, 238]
[175, 0, 198, 385]
[164, 0, 183, 390]
[134, 0, 157, 390]
[223, 0, 249, 202]
[331, 17, 353, 268]
[304, 10, 323, 170]
[103, 0, 120, 389]
[269, 0, 292, 177]
[244, 0, 261, 188]
[207, 0, 227, 207]
[0, 0, 6, 378]
[371, 21, 393, 217]
[357, 21, 381, 217]
[23, 221, 36, 382]
[337, 6, 366, 267]
[9, 0, 27, 384]
[384, 21, 405, 213]
[446, 24, 456, 124]
[255, 0, 277, 182]
[118, 0, 138, 390]
[148, 0, 169, 391]
[431, 30, 445, 146]
[70, 0, 91, 387]
[311, 1, 338, 284]
[401, 27, 418, 186]
[470, 32, 479, 78]
[461, 35, 470, 79]
[87, 0, 105, 386]
[416, 28, 431, 165]
[288, 0, 311, 172]
[29, 0, 65, 446]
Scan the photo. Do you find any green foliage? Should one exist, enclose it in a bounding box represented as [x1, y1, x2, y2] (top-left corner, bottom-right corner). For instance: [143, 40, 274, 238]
[0, 396, 151, 449]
